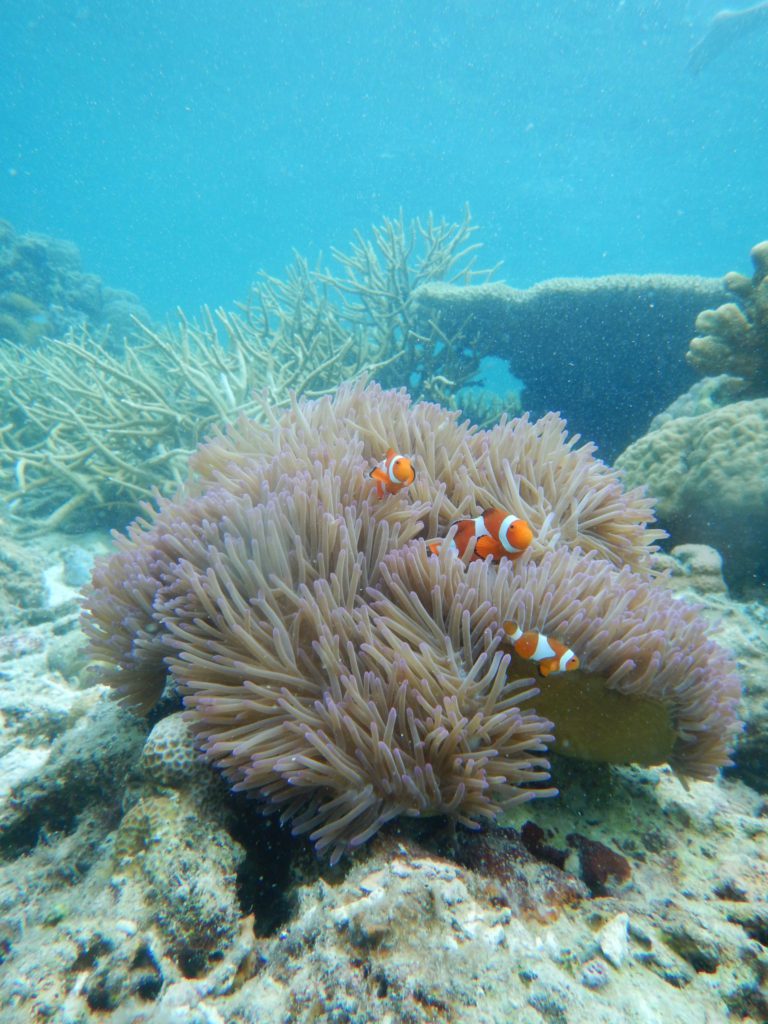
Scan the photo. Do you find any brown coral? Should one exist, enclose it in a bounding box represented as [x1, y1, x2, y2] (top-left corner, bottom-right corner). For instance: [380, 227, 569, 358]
[687, 241, 768, 394]
[83, 382, 741, 862]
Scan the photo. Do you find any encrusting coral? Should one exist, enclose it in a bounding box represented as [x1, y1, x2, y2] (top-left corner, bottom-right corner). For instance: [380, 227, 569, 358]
[687, 240, 768, 395]
[82, 382, 741, 864]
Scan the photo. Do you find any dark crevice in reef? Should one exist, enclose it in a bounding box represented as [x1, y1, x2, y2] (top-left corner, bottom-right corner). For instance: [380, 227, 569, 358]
[723, 729, 768, 793]
[229, 797, 299, 936]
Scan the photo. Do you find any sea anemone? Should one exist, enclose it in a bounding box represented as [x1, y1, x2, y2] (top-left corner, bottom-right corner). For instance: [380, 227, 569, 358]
[83, 381, 741, 861]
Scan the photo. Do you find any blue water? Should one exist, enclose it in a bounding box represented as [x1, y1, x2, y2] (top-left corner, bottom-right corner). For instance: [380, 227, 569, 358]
[1, 0, 766, 318]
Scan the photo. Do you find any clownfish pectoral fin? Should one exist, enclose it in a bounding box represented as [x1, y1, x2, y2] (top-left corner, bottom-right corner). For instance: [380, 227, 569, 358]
[427, 540, 442, 556]
[538, 659, 557, 677]
[368, 466, 387, 498]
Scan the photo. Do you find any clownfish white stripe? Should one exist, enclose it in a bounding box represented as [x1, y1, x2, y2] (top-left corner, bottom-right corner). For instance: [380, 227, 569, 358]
[502, 620, 580, 677]
[499, 513, 525, 553]
[388, 457, 404, 484]
[531, 633, 558, 662]
[473, 514, 491, 539]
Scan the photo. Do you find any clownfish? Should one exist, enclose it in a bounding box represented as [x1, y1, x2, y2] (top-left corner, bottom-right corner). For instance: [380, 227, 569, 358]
[369, 448, 416, 499]
[428, 508, 533, 562]
[502, 621, 580, 677]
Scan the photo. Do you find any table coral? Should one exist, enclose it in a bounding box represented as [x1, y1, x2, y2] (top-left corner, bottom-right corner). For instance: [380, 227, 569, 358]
[687, 240, 768, 395]
[82, 382, 741, 863]
[412, 273, 726, 460]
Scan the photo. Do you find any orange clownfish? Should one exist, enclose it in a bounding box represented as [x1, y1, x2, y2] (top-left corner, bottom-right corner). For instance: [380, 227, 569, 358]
[428, 508, 533, 562]
[503, 621, 580, 677]
[369, 448, 416, 499]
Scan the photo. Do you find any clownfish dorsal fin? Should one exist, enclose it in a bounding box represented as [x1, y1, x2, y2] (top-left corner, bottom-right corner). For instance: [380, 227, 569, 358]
[385, 447, 396, 460]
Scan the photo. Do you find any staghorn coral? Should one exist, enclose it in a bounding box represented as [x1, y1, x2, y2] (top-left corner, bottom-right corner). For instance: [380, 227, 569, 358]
[83, 382, 741, 863]
[686, 240, 768, 395]
[0, 308, 380, 532]
[0, 210, 497, 533]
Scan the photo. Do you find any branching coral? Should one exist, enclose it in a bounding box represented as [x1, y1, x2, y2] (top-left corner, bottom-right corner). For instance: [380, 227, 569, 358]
[83, 382, 740, 863]
[0, 307, 381, 531]
[687, 240, 768, 394]
[1, 210, 503, 533]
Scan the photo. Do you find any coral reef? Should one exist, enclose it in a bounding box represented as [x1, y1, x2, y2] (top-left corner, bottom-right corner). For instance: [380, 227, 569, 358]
[0, 218, 149, 346]
[646, 372, 743, 431]
[3, 742, 767, 1023]
[0, 310, 368, 532]
[616, 242, 768, 595]
[616, 398, 768, 592]
[0, 521, 762, 1022]
[0, 210, 505, 534]
[82, 381, 740, 865]
[411, 274, 726, 459]
[687, 241, 768, 395]
[112, 794, 244, 977]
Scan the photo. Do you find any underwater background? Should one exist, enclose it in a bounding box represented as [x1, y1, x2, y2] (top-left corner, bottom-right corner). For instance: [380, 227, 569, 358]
[2, 0, 767, 316]
[0, 2, 767, 1023]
